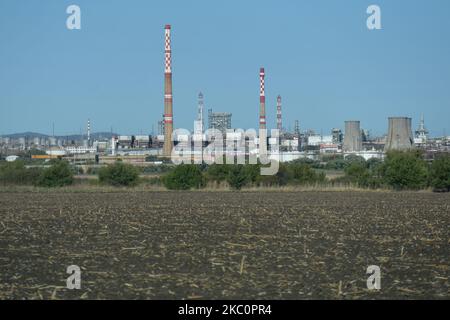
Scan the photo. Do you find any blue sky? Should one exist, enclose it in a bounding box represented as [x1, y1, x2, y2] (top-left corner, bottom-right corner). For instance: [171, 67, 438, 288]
[0, 0, 449, 137]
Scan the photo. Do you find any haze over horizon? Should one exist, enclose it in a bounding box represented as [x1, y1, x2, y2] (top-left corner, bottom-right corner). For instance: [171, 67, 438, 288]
[1, 0, 449, 137]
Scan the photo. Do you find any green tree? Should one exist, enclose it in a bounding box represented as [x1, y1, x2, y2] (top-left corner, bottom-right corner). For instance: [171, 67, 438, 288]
[37, 160, 74, 187]
[344, 155, 366, 168]
[381, 151, 428, 190]
[288, 163, 326, 185]
[325, 158, 347, 170]
[243, 164, 261, 184]
[163, 164, 205, 190]
[227, 165, 250, 190]
[98, 161, 140, 187]
[257, 163, 290, 186]
[205, 164, 231, 183]
[429, 154, 450, 192]
[344, 163, 373, 188]
[366, 158, 383, 171]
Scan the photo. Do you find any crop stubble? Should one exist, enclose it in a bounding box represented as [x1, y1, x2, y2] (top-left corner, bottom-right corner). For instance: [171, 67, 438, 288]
[0, 191, 448, 299]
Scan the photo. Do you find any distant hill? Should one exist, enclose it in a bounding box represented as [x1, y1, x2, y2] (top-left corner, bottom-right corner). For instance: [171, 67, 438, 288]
[1, 132, 119, 140]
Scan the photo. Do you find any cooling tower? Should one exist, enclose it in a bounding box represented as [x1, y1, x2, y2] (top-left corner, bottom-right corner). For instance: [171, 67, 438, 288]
[343, 121, 362, 152]
[384, 117, 414, 151]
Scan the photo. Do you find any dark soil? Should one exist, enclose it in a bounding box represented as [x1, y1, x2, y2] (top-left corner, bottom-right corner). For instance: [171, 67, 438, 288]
[0, 191, 448, 299]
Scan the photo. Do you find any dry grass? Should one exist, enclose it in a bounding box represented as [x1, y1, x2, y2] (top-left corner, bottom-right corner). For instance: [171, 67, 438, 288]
[0, 183, 435, 194]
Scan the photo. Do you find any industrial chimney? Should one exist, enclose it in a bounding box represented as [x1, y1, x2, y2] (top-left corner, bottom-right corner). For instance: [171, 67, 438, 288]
[259, 68, 267, 154]
[163, 24, 174, 157]
[384, 117, 414, 151]
[343, 121, 362, 152]
[197, 92, 204, 134]
[87, 119, 91, 147]
[276, 95, 282, 132]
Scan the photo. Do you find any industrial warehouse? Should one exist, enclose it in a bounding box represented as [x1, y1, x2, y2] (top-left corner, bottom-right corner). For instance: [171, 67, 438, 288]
[1, 25, 449, 167]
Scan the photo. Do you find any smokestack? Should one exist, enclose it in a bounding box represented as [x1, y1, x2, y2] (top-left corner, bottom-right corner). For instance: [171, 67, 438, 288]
[385, 117, 414, 151]
[198, 92, 204, 133]
[163, 24, 174, 157]
[343, 121, 362, 152]
[87, 119, 91, 147]
[276, 95, 282, 132]
[259, 67, 267, 153]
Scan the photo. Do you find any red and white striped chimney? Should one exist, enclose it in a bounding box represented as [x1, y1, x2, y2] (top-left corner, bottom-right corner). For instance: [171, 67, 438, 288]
[163, 24, 174, 157]
[259, 68, 266, 129]
[259, 67, 267, 153]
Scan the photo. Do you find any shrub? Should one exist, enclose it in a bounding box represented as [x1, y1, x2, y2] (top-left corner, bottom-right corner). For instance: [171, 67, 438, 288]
[325, 158, 347, 170]
[98, 162, 140, 187]
[163, 164, 205, 190]
[243, 164, 261, 184]
[205, 164, 231, 183]
[36, 160, 74, 187]
[366, 158, 383, 171]
[288, 163, 326, 185]
[227, 165, 250, 190]
[256, 163, 290, 186]
[344, 163, 370, 185]
[0, 160, 42, 185]
[344, 155, 366, 168]
[429, 154, 450, 192]
[381, 151, 428, 190]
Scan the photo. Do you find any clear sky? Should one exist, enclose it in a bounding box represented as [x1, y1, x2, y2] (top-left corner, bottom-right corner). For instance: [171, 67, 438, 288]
[1, 0, 449, 137]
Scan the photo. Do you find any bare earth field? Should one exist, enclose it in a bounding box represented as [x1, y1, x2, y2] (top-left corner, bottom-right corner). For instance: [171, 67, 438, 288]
[0, 191, 448, 300]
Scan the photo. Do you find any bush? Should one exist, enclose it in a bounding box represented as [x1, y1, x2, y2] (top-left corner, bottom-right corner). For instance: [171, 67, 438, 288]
[256, 163, 290, 186]
[288, 163, 326, 185]
[325, 158, 347, 170]
[343, 162, 383, 188]
[205, 164, 231, 183]
[344, 155, 366, 167]
[0, 160, 42, 185]
[381, 151, 428, 190]
[163, 164, 205, 190]
[36, 160, 74, 187]
[429, 154, 450, 192]
[98, 162, 140, 187]
[227, 165, 250, 190]
[366, 158, 383, 171]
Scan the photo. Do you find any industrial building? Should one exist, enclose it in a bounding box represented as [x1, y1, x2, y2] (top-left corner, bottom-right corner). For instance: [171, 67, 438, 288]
[208, 109, 232, 135]
[414, 114, 428, 145]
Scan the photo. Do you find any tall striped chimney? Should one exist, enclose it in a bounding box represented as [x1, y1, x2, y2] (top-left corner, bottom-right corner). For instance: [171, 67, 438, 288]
[87, 118, 91, 147]
[163, 24, 174, 157]
[259, 68, 267, 153]
[276, 95, 282, 132]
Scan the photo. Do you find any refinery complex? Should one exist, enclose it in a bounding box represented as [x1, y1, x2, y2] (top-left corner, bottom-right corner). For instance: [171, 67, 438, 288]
[1, 25, 449, 165]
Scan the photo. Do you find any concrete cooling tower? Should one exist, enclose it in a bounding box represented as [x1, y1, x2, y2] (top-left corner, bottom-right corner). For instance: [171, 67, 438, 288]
[384, 117, 414, 151]
[343, 121, 362, 152]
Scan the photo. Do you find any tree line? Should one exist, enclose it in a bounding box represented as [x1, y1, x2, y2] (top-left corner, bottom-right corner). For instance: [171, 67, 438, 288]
[1, 151, 449, 192]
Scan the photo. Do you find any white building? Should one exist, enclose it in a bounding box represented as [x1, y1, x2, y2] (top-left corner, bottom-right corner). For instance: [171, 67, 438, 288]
[308, 135, 333, 146]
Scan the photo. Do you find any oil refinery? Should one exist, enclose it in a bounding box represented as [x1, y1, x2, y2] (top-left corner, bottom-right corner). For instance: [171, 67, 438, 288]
[1, 25, 449, 165]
